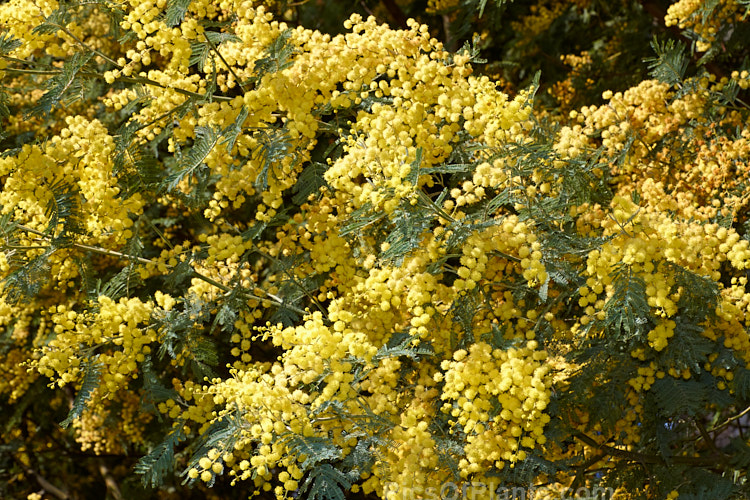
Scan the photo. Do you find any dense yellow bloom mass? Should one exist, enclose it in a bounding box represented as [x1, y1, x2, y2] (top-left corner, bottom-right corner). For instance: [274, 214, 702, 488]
[3, 0, 750, 498]
[0, 117, 143, 247]
[36, 296, 155, 391]
[0, 1, 549, 493]
[665, 0, 745, 52]
[440, 341, 550, 474]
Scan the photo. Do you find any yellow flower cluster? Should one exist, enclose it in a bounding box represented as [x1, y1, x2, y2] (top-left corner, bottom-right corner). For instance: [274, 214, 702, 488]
[559, 72, 750, 229]
[181, 253, 554, 494]
[583, 195, 750, 316]
[0, 0, 122, 69]
[510, 1, 570, 39]
[646, 319, 676, 352]
[0, 116, 144, 251]
[730, 70, 750, 90]
[36, 296, 155, 394]
[101, 7, 533, 224]
[559, 80, 678, 162]
[175, 365, 312, 492]
[0, 347, 38, 402]
[4, 0, 750, 497]
[72, 388, 152, 454]
[271, 312, 375, 405]
[438, 341, 550, 475]
[187, 447, 230, 484]
[143, 8, 549, 485]
[575, 191, 750, 410]
[380, 402, 441, 496]
[665, 0, 744, 52]
[0, 0, 65, 59]
[321, 17, 531, 215]
[203, 233, 254, 265]
[627, 362, 663, 392]
[446, 216, 547, 296]
[426, 0, 461, 13]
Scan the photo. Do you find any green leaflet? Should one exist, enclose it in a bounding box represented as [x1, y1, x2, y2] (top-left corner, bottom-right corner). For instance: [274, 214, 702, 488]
[60, 355, 102, 429]
[28, 52, 94, 118]
[135, 421, 187, 488]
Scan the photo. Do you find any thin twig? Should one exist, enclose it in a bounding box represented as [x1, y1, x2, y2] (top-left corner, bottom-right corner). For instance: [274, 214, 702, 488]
[10, 454, 69, 500]
[99, 464, 123, 500]
[694, 417, 727, 463]
[570, 452, 607, 492]
[112, 73, 234, 101]
[1, 67, 63, 76]
[3, 67, 233, 102]
[16, 224, 155, 265]
[42, 18, 122, 69]
[0, 53, 38, 66]
[203, 35, 247, 94]
[710, 405, 750, 434]
[574, 432, 721, 466]
[13, 224, 306, 314]
[30, 470, 70, 500]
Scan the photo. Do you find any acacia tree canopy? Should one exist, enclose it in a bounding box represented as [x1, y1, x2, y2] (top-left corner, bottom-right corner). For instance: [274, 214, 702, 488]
[1, 1, 750, 499]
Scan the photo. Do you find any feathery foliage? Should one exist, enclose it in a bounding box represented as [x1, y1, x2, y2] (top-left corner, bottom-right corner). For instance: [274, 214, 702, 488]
[3, 1, 750, 499]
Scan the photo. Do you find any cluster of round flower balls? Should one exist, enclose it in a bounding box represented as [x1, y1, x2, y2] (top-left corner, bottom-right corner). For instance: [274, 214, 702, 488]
[5, 0, 750, 497]
[0, 117, 143, 253]
[100, 2, 534, 227]
[378, 402, 442, 497]
[135, 7, 550, 492]
[559, 70, 750, 224]
[175, 358, 341, 494]
[548, 51, 594, 110]
[72, 388, 152, 455]
[0, 347, 38, 403]
[582, 195, 750, 324]
[437, 341, 551, 475]
[13, 1, 748, 497]
[36, 296, 155, 394]
[665, 0, 745, 52]
[554, 56, 750, 431]
[559, 80, 679, 163]
[577, 192, 750, 404]
[0, 0, 73, 59]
